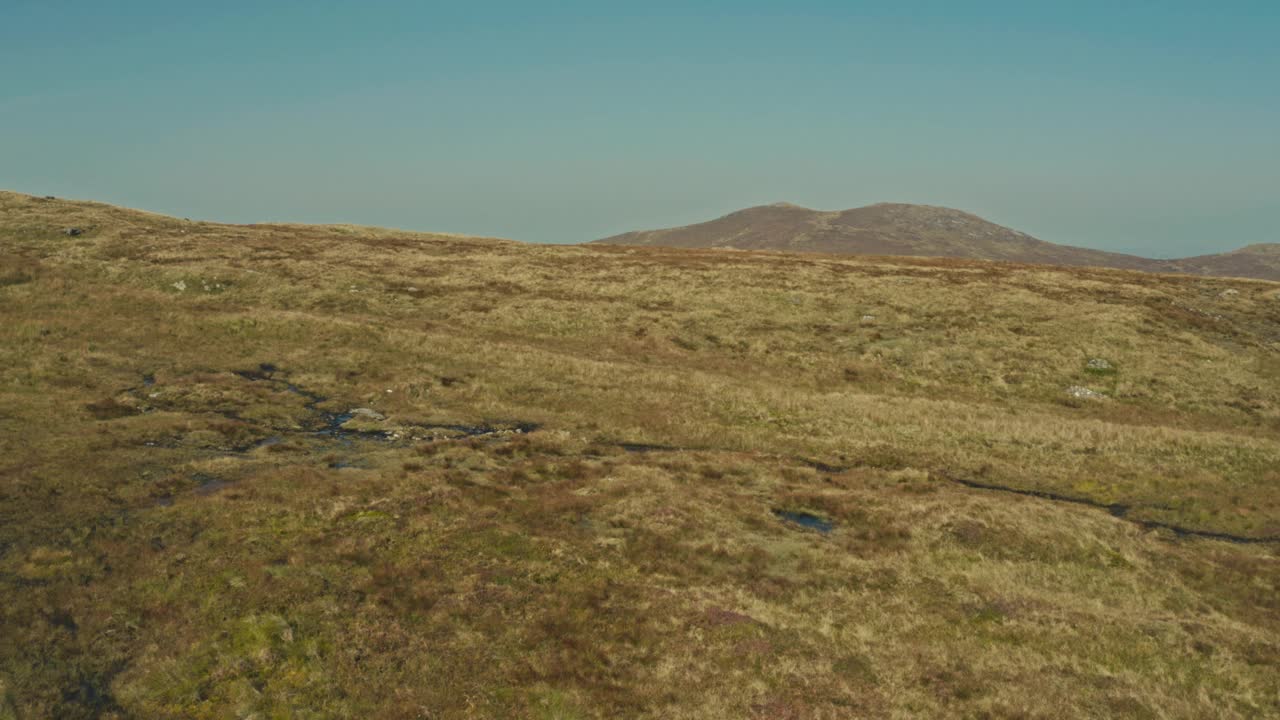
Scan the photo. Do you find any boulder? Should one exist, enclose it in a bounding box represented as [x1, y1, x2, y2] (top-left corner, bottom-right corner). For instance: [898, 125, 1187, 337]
[349, 408, 386, 421]
[1065, 385, 1106, 400]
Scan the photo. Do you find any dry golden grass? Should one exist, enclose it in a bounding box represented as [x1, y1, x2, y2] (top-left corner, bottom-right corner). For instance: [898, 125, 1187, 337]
[1, 190, 1278, 718]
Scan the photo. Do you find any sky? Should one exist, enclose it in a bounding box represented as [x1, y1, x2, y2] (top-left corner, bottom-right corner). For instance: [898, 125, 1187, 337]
[2, 1, 1278, 257]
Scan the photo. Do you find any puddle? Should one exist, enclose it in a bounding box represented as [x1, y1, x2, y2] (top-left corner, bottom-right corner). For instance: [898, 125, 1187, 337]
[328, 460, 367, 469]
[618, 442, 681, 453]
[316, 412, 394, 446]
[233, 363, 279, 382]
[193, 474, 234, 495]
[773, 509, 833, 533]
[440, 421, 539, 438]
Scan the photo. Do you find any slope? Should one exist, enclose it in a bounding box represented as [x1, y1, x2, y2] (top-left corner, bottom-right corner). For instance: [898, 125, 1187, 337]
[2, 190, 1279, 718]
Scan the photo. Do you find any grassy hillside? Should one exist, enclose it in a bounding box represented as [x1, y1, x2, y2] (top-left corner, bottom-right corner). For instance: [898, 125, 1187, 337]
[2, 190, 1279, 718]
[1167, 243, 1280, 282]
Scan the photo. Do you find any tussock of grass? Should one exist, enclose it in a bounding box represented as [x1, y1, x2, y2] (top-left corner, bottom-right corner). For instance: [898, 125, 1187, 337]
[1, 190, 1278, 717]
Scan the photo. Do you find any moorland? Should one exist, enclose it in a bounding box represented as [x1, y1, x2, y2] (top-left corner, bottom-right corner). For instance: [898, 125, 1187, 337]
[2, 190, 1279, 718]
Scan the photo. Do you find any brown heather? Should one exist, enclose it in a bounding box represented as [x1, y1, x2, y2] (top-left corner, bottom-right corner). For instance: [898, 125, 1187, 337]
[1, 190, 1279, 718]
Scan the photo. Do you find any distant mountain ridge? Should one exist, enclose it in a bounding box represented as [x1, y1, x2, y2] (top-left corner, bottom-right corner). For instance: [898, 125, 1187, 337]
[592, 203, 1280, 281]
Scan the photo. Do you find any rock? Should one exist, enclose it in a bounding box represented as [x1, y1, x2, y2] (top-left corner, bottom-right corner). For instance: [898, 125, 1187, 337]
[1086, 358, 1113, 371]
[349, 408, 385, 421]
[63, 227, 83, 236]
[1219, 289, 1240, 298]
[172, 280, 187, 292]
[1065, 385, 1106, 400]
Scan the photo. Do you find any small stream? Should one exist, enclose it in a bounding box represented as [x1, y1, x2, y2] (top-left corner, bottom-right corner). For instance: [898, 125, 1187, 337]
[125, 366, 540, 502]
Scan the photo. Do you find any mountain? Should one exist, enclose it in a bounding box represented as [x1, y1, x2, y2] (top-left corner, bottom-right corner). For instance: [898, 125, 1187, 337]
[593, 202, 1280, 281]
[1164, 243, 1280, 282]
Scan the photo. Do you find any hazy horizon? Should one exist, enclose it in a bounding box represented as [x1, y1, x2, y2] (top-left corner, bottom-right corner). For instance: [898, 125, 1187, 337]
[3, 1, 1277, 257]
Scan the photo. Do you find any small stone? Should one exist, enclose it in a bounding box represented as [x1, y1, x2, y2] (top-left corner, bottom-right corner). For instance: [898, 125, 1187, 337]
[1065, 385, 1106, 400]
[1086, 358, 1112, 371]
[1219, 289, 1239, 298]
[349, 408, 385, 421]
[172, 280, 187, 292]
[63, 227, 83, 237]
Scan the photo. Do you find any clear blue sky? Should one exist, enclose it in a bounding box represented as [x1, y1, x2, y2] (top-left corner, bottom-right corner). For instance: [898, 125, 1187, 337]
[3, 1, 1277, 256]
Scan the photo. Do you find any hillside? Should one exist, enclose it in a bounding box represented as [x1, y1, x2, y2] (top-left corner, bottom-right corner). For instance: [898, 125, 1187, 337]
[594, 202, 1280, 281]
[2, 190, 1279, 718]
[1166, 243, 1280, 281]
